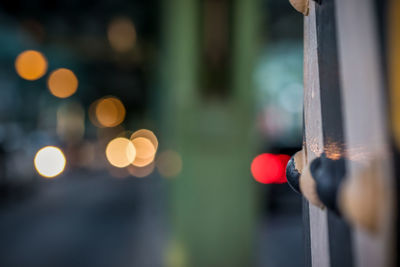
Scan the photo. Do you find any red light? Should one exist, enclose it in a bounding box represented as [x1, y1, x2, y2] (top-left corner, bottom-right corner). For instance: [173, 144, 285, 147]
[251, 153, 290, 184]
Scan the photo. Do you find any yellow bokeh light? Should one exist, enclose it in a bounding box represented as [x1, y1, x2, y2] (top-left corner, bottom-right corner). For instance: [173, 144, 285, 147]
[130, 129, 158, 151]
[47, 68, 78, 98]
[107, 17, 136, 53]
[156, 150, 183, 178]
[95, 97, 126, 128]
[34, 146, 66, 178]
[131, 137, 156, 167]
[15, 50, 47, 80]
[106, 137, 136, 168]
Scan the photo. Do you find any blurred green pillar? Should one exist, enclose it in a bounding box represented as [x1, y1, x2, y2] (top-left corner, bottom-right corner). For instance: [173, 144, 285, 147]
[161, 0, 260, 266]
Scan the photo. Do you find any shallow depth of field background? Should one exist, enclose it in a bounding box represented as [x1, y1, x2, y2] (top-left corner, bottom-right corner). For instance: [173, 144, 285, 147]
[0, 1, 304, 266]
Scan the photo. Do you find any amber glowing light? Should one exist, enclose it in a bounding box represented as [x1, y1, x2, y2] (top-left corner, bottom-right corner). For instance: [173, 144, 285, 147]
[107, 17, 136, 53]
[34, 146, 66, 178]
[15, 50, 47, 80]
[105, 137, 136, 168]
[48, 68, 78, 98]
[130, 137, 156, 167]
[94, 97, 126, 128]
[130, 129, 158, 151]
[129, 129, 158, 167]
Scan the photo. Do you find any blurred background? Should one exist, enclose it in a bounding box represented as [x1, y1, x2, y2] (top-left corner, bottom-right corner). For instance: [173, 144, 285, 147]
[0, 0, 304, 266]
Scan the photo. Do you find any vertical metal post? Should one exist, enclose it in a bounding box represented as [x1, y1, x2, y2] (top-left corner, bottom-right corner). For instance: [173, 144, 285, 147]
[161, 0, 259, 266]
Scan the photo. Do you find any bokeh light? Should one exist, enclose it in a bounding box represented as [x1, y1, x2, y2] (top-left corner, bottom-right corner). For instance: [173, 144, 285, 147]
[131, 137, 156, 167]
[15, 50, 47, 80]
[156, 150, 183, 178]
[130, 129, 158, 151]
[127, 162, 155, 178]
[107, 17, 136, 53]
[47, 68, 78, 98]
[34, 146, 66, 178]
[105, 137, 136, 168]
[279, 154, 291, 166]
[251, 153, 290, 184]
[94, 97, 126, 128]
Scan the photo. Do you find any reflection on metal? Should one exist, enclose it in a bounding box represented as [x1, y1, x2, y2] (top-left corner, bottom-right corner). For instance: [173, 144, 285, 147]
[324, 139, 343, 160]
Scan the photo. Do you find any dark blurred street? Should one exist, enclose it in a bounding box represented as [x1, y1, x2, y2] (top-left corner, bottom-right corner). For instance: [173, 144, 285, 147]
[0, 0, 305, 266]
